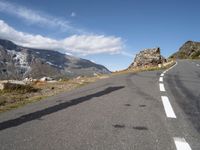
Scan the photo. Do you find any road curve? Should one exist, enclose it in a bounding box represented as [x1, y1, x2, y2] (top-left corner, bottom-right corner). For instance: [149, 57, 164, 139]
[0, 60, 199, 150]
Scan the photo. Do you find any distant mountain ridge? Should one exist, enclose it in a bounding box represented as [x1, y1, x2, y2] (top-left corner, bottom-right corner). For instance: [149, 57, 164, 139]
[170, 41, 200, 59]
[0, 39, 110, 80]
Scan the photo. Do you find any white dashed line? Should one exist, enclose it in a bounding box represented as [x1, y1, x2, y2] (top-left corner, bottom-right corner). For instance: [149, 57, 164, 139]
[159, 83, 165, 92]
[159, 62, 192, 149]
[174, 137, 192, 150]
[161, 96, 176, 118]
[159, 77, 163, 82]
[160, 73, 164, 77]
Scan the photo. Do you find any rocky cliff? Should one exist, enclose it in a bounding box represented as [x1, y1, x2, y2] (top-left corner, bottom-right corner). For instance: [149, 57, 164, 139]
[129, 47, 166, 69]
[170, 41, 200, 59]
[0, 39, 110, 80]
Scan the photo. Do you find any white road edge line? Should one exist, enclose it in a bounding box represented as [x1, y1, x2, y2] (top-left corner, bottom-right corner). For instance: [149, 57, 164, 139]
[159, 83, 165, 91]
[159, 77, 163, 82]
[161, 96, 176, 118]
[174, 137, 192, 150]
[164, 61, 178, 74]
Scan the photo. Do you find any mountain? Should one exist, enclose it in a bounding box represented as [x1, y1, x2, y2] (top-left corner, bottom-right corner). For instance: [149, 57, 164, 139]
[0, 39, 110, 80]
[170, 41, 200, 59]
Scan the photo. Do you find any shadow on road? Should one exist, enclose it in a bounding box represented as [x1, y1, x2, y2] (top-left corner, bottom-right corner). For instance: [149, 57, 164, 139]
[0, 86, 124, 131]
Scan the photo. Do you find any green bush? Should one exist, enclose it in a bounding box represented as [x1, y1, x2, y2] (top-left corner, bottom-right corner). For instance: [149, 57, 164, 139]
[2, 83, 39, 94]
[191, 51, 200, 59]
[178, 51, 187, 59]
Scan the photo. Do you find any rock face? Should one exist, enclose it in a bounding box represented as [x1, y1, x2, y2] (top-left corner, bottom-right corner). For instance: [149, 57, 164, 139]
[0, 39, 110, 80]
[170, 41, 200, 59]
[129, 47, 166, 68]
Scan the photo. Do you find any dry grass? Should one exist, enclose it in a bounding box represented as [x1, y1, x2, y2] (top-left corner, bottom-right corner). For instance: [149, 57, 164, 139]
[0, 75, 109, 113]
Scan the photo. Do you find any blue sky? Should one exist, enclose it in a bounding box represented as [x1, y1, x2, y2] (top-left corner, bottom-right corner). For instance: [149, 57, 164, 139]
[0, 0, 200, 71]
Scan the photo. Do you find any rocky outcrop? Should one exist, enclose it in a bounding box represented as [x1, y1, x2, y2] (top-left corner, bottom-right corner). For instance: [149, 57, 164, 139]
[129, 47, 166, 68]
[170, 41, 200, 59]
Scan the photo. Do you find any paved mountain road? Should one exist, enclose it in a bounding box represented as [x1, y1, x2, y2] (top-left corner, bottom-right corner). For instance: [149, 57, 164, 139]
[0, 60, 200, 150]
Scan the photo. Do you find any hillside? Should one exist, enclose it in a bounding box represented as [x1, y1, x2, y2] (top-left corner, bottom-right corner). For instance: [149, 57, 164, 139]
[170, 41, 200, 59]
[0, 39, 110, 80]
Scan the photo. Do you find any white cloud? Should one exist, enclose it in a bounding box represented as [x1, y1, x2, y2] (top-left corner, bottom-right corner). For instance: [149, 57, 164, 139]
[0, 20, 124, 56]
[120, 51, 134, 58]
[71, 12, 76, 17]
[0, 1, 84, 34]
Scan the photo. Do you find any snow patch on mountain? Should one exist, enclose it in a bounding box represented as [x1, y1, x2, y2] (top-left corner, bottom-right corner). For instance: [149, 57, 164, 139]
[7, 50, 28, 66]
[46, 61, 60, 68]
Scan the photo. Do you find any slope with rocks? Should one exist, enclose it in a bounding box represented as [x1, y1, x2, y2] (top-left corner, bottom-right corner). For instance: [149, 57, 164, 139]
[170, 41, 200, 59]
[0, 39, 110, 80]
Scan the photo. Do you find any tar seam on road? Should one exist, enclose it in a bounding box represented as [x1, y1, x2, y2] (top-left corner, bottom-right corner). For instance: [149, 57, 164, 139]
[161, 96, 176, 118]
[174, 137, 192, 150]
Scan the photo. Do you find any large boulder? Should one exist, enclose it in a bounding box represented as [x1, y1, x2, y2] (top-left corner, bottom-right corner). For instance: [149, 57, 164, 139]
[129, 47, 166, 68]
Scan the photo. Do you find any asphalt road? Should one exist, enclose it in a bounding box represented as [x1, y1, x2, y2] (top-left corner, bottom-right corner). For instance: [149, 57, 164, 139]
[0, 60, 200, 150]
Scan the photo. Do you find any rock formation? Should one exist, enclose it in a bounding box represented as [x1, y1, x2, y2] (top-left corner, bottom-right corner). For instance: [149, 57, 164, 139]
[129, 47, 166, 68]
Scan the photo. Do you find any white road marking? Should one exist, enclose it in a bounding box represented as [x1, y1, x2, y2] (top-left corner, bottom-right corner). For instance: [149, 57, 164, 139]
[161, 96, 176, 118]
[197, 64, 200, 67]
[159, 83, 165, 91]
[174, 137, 192, 150]
[164, 61, 178, 73]
[159, 62, 192, 149]
[160, 62, 178, 77]
[160, 73, 164, 77]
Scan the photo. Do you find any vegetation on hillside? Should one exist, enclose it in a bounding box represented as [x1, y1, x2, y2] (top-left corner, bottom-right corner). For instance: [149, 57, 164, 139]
[170, 41, 200, 59]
